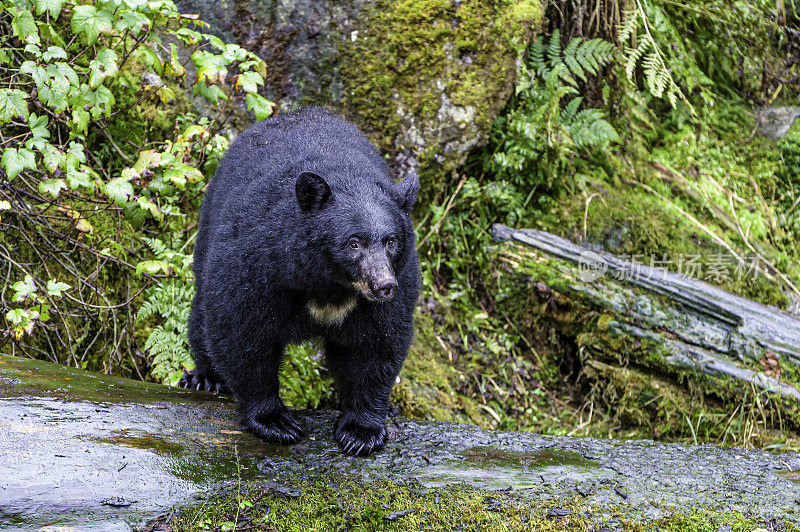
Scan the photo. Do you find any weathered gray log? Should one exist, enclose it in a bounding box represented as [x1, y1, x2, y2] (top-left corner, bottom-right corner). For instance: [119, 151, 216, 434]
[4, 353, 800, 529]
[492, 224, 800, 405]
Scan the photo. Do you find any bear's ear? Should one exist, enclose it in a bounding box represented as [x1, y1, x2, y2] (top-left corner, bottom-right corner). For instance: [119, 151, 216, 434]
[395, 172, 419, 212]
[296, 172, 332, 212]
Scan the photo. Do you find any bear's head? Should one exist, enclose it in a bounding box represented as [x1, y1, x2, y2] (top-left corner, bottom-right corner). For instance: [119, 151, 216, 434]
[295, 170, 418, 302]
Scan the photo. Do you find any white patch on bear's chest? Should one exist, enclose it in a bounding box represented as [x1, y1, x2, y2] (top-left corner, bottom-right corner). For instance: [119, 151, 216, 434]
[307, 297, 357, 326]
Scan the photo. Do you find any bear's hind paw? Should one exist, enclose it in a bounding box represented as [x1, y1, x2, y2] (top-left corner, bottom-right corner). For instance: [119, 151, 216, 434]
[335, 418, 388, 457]
[178, 370, 230, 394]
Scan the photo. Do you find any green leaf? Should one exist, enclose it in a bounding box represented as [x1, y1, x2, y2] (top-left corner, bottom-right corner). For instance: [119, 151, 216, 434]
[193, 80, 228, 105]
[54, 62, 79, 86]
[191, 50, 228, 84]
[25, 137, 47, 152]
[136, 260, 171, 277]
[121, 167, 139, 181]
[20, 60, 48, 91]
[135, 46, 163, 75]
[35, 0, 65, 19]
[0, 200, 10, 210]
[71, 109, 90, 134]
[65, 167, 94, 190]
[71, 5, 113, 45]
[41, 144, 64, 173]
[32, 304, 50, 322]
[6, 308, 30, 326]
[12, 8, 39, 45]
[67, 142, 86, 164]
[0, 89, 29, 124]
[164, 44, 185, 78]
[105, 178, 134, 205]
[12, 275, 37, 302]
[24, 44, 42, 57]
[133, 150, 162, 173]
[46, 280, 71, 297]
[176, 27, 201, 45]
[39, 178, 67, 198]
[2, 148, 36, 179]
[70, 85, 115, 119]
[237, 71, 263, 94]
[246, 93, 274, 121]
[28, 114, 50, 139]
[205, 34, 226, 51]
[115, 10, 149, 33]
[137, 197, 163, 222]
[88, 48, 119, 88]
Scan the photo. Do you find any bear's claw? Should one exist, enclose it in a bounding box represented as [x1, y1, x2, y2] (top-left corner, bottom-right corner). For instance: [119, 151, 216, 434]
[178, 370, 230, 394]
[335, 417, 388, 457]
[246, 407, 304, 445]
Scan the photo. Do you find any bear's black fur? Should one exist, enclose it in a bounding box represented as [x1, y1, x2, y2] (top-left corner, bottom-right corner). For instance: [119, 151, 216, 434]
[180, 107, 420, 456]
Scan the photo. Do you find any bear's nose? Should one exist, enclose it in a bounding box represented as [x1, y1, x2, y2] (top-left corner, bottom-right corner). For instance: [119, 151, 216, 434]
[373, 279, 397, 300]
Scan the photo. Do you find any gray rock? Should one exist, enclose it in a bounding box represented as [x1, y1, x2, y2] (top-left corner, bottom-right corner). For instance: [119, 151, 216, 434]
[176, 0, 541, 187]
[756, 106, 800, 139]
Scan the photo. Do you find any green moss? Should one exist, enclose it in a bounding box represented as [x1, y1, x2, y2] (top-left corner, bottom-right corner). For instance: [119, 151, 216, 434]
[393, 311, 485, 425]
[169, 477, 790, 531]
[340, 0, 542, 200]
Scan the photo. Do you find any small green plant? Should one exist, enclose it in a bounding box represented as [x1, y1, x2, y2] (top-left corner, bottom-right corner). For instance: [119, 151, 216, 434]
[5, 274, 70, 341]
[136, 234, 195, 383]
[489, 30, 618, 192]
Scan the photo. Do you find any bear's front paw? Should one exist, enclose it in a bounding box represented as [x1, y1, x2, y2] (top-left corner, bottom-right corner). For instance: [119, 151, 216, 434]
[245, 406, 304, 445]
[335, 415, 387, 457]
[178, 370, 230, 393]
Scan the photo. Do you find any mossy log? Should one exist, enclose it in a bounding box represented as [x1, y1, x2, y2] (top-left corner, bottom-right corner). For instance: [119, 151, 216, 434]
[492, 224, 800, 408]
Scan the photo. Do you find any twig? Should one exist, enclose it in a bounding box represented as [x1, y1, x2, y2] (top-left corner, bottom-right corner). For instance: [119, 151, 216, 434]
[417, 174, 469, 250]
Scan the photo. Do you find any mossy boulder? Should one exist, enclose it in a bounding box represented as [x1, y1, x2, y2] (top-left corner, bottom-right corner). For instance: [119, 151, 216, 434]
[177, 0, 542, 197]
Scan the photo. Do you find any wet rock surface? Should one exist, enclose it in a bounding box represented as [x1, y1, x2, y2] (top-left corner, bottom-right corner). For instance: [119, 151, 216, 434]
[2, 353, 800, 530]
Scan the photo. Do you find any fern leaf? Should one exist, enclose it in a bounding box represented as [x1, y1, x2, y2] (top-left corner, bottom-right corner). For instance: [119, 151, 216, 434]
[625, 39, 650, 82]
[530, 36, 547, 76]
[547, 30, 562, 68]
[618, 7, 638, 44]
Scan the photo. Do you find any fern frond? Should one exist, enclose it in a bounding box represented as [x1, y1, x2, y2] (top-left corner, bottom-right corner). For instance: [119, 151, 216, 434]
[577, 39, 614, 76]
[560, 97, 583, 123]
[547, 30, 562, 67]
[625, 39, 650, 82]
[618, 7, 638, 44]
[530, 36, 547, 76]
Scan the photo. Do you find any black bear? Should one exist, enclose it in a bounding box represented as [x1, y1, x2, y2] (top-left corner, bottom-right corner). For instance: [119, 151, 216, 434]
[179, 107, 420, 457]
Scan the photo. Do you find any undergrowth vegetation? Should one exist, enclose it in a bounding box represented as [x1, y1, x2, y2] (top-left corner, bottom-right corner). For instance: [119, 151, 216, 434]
[0, 0, 272, 378]
[413, 0, 800, 448]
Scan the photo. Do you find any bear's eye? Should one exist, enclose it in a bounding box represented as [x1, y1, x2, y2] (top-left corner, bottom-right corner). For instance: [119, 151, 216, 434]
[386, 237, 396, 249]
[348, 239, 360, 250]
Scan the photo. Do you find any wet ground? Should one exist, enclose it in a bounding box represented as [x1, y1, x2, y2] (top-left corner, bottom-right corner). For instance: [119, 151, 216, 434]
[2, 353, 800, 530]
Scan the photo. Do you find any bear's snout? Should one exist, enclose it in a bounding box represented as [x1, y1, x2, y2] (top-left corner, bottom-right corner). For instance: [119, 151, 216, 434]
[355, 251, 398, 302]
[372, 278, 397, 301]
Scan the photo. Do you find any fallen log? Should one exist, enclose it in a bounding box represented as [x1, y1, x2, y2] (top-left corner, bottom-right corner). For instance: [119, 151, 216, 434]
[492, 224, 800, 407]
